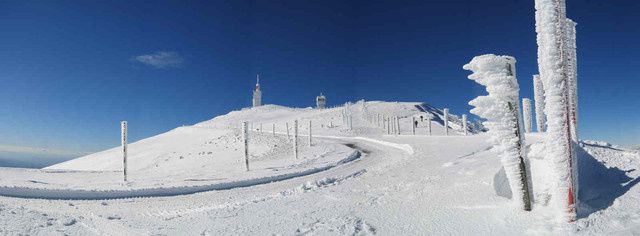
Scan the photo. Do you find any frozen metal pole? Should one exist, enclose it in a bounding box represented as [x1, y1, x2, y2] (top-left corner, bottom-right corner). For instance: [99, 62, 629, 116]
[272, 123, 276, 136]
[260, 123, 263, 134]
[286, 122, 290, 139]
[386, 117, 390, 134]
[308, 120, 313, 147]
[443, 108, 449, 136]
[462, 114, 468, 136]
[533, 75, 546, 132]
[412, 117, 416, 135]
[293, 120, 299, 159]
[121, 121, 128, 182]
[396, 116, 400, 135]
[523, 98, 533, 133]
[242, 121, 249, 171]
[349, 115, 353, 130]
[427, 117, 432, 135]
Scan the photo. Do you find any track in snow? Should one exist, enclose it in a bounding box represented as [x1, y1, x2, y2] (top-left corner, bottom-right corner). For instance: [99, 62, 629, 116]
[0, 136, 412, 200]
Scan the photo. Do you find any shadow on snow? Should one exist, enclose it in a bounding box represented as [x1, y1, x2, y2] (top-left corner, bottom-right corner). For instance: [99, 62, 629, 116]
[577, 145, 639, 219]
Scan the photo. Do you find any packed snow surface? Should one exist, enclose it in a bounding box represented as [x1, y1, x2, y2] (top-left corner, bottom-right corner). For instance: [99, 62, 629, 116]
[0, 102, 638, 235]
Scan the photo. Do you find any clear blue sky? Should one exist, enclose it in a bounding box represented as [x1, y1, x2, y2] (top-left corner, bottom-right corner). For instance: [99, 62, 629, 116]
[1, 0, 639, 162]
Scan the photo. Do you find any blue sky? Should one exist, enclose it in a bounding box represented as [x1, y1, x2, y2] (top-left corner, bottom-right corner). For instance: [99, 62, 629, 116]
[1, 0, 639, 163]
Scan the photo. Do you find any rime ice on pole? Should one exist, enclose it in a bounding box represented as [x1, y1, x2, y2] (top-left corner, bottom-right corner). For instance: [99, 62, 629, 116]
[463, 54, 532, 211]
[534, 0, 577, 221]
[533, 75, 546, 132]
[522, 98, 533, 133]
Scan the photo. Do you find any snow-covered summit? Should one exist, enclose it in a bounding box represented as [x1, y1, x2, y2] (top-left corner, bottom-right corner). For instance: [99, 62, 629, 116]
[46, 101, 476, 174]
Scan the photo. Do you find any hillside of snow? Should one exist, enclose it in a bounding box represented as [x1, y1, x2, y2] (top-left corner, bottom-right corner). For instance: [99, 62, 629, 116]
[0, 101, 638, 234]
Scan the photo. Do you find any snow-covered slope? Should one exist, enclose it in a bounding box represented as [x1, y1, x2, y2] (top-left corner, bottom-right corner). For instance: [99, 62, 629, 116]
[48, 101, 474, 173]
[2, 101, 637, 234]
[0, 101, 470, 198]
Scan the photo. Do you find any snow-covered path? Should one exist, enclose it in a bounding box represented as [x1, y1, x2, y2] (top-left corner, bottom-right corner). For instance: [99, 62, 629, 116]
[0, 135, 557, 235]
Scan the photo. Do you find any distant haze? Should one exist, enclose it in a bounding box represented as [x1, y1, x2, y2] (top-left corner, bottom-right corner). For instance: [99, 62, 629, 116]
[0, 153, 75, 169]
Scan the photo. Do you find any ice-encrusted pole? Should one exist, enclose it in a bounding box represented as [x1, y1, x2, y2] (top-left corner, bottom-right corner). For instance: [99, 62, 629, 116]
[412, 117, 416, 135]
[260, 123, 263, 133]
[566, 18, 580, 208]
[272, 123, 276, 136]
[293, 120, 299, 159]
[396, 116, 400, 135]
[427, 117, 432, 135]
[464, 54, 532, 211]
[308, 120, 313, 147]
[523, 98, 533, 133]
[386, 117, 390, 134]
[121, 121, 128, 182]
[443, 108, 449, 136]
[533, 75, 546, 132]
[535, 0, 577, 221]
[242, 121, 250, 171]
[462, 114, 468, 136]
[348, 115, 353, 130]
[564, 18, 578, 141]
[286, 122, 290, 139]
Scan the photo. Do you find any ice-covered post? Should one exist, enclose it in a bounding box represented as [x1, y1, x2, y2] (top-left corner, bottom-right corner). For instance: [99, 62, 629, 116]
[462, 114, 468, 136]
[564, 18, 578, 141]
[464, 54, 532, 211]
[348, 115, 353, 130]
[535, 0, 578, 220]
[260, 123, 263, 134]
[121, 121, 128, 182]
[308, 120, 313, 147]
[396, 116, 400, 135]
[443, 108, 449, 136]
[427, 117, 432, 135]
[286, 122, 290, 139]
[533, 75, 546, 132]
[523, 98, 533, 133]
[293, 120, 299, 159]
[242, 121, 250, 171]
[272, 123, 276, 136]
[412, 117, 416, 135]
[386, 117, 390, 134]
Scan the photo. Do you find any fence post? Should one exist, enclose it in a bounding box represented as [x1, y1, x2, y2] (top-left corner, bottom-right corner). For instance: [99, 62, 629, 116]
[349, 115, 353, 130]
[444, 108, 449, 136]
[286, 122, 290, 139]
[121, 121, 128, 182]
[242, 121, 249, 171]
[522, 98, 533, 133]
[427, 117, 432, 135]
[386, 117, 390, 134]
[412, 117, 416, 135]
[462, 114, 468, 136]
[396, 116, 400, 135]
[294, 120, 299, 159]
[272, 123, 276, 136]
[309, 120, 313, 147]
[533, 75, 546, 132]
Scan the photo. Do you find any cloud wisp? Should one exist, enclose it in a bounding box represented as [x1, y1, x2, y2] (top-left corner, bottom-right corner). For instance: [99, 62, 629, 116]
[132, 51, 184, 68]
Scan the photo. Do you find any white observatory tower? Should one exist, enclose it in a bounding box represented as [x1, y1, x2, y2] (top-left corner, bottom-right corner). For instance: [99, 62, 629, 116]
[316, 93, 326, 109]
[252, 74, 262, 107]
